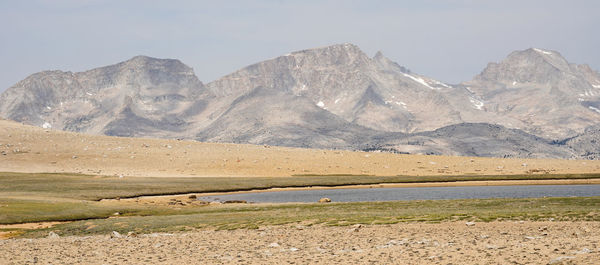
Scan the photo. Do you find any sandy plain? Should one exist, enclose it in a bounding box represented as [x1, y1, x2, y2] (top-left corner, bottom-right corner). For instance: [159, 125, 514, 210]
[1, 221, 598, 264]
[2, 119, 600, 178]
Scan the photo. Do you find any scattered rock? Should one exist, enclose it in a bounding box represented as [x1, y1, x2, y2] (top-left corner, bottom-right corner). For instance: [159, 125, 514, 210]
[268, 242, 280, 248]
[289, 247, 299, 252]
[47, 231, 60, 239]
[465, 221, 475, 226]
[548, 256, 575, 264]
[113, 212, 121, 216]
[209, 201, 222, 205]
[574, 248, 592, 254]
[318, 198, 331, 203]
[188, 194, 197, 199]
[127, 231, 138, 237]
[348, 224, 364, 232]
[71, 155, 78, 159]
[110, 231, 122, 238]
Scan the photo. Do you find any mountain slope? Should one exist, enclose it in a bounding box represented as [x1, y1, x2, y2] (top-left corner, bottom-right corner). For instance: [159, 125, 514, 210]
[462, 48, 600, 138]
[1, 44, 600, 159]
[365, 123, 575, 159]
[196, 86, 388, 149]
[207, 43, 465, 133]
[0, 56, 207, 138]
[561, 124, 600, 159]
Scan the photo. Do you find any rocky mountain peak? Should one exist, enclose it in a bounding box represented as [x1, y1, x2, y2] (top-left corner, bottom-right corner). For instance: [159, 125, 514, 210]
[116, 55, 196, 76]
[293, 42, 363, 55]
[372, 50, 410, 74]
[281, 43, 372, 69]
[3, 45, 600, 159]
[473, 48, 572, 85]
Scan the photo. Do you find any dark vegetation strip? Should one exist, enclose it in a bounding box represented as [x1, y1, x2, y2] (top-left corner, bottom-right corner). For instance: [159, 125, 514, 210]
[2, 172, 600, 201]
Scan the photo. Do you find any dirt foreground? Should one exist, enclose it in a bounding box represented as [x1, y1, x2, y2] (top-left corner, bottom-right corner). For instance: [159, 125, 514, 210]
[2, 119, 600, 178]
[1, 221, 597, 264]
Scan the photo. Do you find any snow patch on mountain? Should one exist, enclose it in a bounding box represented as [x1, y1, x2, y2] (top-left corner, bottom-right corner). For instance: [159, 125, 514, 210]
[430, 79, 451, 88]
[469, 97, 484, 110]
[589, 106, 600, 114]
[402, 73, 438, 90]
[533, 48, 553, 55]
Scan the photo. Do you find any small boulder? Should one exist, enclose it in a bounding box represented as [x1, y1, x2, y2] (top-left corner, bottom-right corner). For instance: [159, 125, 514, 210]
[549, 256, 575, 264]
[465, 221, 476, 226]
[348, 224, 364, 232]
[188, 194, 197, 199]
[318, 198, 331, 203]
[47, 231, 60, 239]
[268, 242, 280, 248]
[110, 231, 122, 238]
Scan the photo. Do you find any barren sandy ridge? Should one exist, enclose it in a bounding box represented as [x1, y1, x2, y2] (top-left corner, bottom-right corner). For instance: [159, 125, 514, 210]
[2, 119, 600, 178]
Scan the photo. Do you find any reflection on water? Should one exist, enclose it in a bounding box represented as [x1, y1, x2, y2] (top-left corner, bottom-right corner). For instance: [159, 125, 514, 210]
[199, 184, 600, 203]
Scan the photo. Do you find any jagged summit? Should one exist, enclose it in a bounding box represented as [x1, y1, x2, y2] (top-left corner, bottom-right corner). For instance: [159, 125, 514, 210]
[2, 44, 600, 159]
[289, 43, 363, 55]
[469, 47, 577, 87]
[463, 47, 600, 139]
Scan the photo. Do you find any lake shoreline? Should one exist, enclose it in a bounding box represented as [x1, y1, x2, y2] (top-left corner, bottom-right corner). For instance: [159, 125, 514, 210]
[117, 178, 600, 202]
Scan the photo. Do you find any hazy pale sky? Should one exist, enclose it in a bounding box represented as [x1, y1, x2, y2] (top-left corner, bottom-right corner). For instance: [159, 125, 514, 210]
[1, 0, 599, 92]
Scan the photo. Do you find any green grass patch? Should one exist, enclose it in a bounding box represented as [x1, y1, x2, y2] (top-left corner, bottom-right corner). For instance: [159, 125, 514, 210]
[2, 172, 599, 201]
[2, 171, 599, 231]
[19, 196, 600, 238]
[0, 197, 199, 224]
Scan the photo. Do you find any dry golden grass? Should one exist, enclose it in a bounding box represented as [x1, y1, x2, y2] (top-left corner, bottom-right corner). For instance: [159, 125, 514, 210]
[2, 119, 600, 178]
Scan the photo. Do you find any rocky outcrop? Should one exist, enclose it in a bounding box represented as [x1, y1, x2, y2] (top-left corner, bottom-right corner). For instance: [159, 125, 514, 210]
[462, 48, 600, 138]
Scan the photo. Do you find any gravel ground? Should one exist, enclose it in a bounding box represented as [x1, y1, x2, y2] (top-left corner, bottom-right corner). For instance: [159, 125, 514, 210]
[1, 221, 598, 264]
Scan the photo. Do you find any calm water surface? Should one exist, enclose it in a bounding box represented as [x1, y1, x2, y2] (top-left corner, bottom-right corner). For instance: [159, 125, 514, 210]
[199, 184, 600, 203]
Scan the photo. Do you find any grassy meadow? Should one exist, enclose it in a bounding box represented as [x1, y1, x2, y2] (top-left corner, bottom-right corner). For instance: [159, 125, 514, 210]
[1, 171, 600, 238]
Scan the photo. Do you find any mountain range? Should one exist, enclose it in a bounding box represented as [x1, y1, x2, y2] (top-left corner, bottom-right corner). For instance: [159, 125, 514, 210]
[2, 43, 600, 159]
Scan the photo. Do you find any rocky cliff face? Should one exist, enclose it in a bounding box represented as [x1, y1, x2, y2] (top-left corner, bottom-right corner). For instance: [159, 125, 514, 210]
[462, 48, 600, 138]
[207, 43, 463, 133]
[0, 56, 207, 137]
[1, 44, 599, 159]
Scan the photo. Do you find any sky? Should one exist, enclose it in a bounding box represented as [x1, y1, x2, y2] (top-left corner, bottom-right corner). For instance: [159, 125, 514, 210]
[1, 0, 599, 92]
